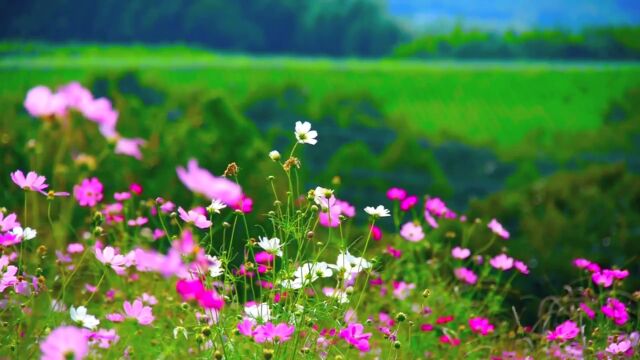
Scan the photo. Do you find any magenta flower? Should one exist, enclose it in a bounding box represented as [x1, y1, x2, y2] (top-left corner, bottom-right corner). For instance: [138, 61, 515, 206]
[601, 298, 629, 325]
[454, 267, 478, 285]
[399, 222, 424, 242]
[40, 325, 89, 360]
[579, 303, 595, 319]
[11, 170, 49, 195]
[253, 322, 295, 343]
[386, 187, 407, 201]
[371, 225, 382, 241]
[114, 137, 145, 160]
[490, 254, 514, 271]
[176, 159, 243, 205]
[74, 177, 104, 207]
[123, 300, 154, 325]
[592, 271, 614, 287]
[425, 197, 449, 217]
[573, 258, 591, 269]
[24, 85, 68, 119]
[95, 246, 127, 273]
[451, 246, 471, 259]
[237, 318, 256, 336]
[514, 260, 529, 275]
[468, 317, 495, 336]
[177, 207, 212, 229]
[196, 289, 225, 310]
[546, 320, 579, 342]
[487, 218, 510, 239]
[400, 195, 418, 211]
[339, 323, 372, 352]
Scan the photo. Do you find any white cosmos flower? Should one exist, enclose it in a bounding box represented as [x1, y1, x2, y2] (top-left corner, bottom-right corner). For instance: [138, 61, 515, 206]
[10, 226, 37, 241]
[70, 305, 100, 330]
[257, 236, 283, 257]
[206, 255, 224, 278]
[283, 262, 333, 289]
[245, 303, 271, 322]
[294, 121, 318, 145]
[329, 251, 372, 279]
[206, 199, 227, 214]
[313, 187, 335, 209]
[364, 205, 390, 218]
[323, 287, 349, 304]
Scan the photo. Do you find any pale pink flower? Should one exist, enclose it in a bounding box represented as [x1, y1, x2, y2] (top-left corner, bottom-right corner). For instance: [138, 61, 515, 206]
[0, 265, 18, 293]
[454, 267, 478, 285]
[178, 207, 212, 229]
[40, 326, 89, 360]
[487, 218, 510, 239]
[0, 212, 20, 232]
[451, 246, 470, 259]
[253, 322, 296, 343]
[67, 243, 84, 254]
[123, 300, 154, 325]
[115, 137, 145, 160]
[11, 170, 49, 194]
[176, 159, 243, 205]
[606, 340, 632, 355]
[514, 260, 529, 275]
[400, 222, 424, 242]
[95, 246, 127, 273]
[392, 281, 415, 300]
[237, 318, 256, 336]
[490, 254, 514, 271]
[24, 85, 67, 118]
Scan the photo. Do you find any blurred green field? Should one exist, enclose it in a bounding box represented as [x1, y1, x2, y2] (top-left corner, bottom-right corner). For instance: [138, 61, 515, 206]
[2, 43, 640, 152]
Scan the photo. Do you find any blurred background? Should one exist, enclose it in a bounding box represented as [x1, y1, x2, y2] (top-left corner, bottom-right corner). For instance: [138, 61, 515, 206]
[1, 0, 639, 321]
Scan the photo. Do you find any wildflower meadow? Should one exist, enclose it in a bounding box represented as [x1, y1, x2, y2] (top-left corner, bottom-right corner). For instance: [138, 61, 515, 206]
[0, 81, 638, 360]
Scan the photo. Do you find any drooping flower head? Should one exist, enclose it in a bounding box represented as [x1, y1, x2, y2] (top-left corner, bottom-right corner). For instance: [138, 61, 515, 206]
[487, 218, 510, 239]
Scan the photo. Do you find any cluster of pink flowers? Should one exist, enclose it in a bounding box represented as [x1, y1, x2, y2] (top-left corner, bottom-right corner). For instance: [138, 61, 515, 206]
[176, 278, 225, 310]
[237, 318, 295, 343]
[454, 267, 478, 284]
[319, 197, 355, 228]
[24, 82, 146, 159]
[386, 187, 419, 211]
[469, 316, 495, 336]
[601, 298, 629, 325]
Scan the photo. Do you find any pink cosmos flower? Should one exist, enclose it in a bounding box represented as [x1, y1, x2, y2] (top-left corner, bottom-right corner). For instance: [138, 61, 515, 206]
[11, 170, 49, 194]
[400, 195, 418, 211]
[386, 187, 407, 201]
[573, 258, 591, 269]
[24, 85, 68, 118]
[58, 82, 92, 110]
[255, 251, 274, 264]
[129, 183, 143, 195]
[0, 213, 19, 232]
[592, 271, 614, 287]
[0, 265, 18, 293]
[487, 218, 510, 239]
[604, 268, 629, 280]
[371, 225, 382, 241]
[546, 320, 579, 342]
[606, 340, 632, 355]
[176, 159, 243, 205]
[237, 318, 256, 336]
[514, 260, 529, 275]
[106, 313, 125, 323]
[469, 317, 495, 336]
[579, 303, 595, 319]
[392, 281, 415, 300]
[400, 222, 425, 242]
[67, 243, 84, 254]
[127, 217, 148, 227]
[601, 298, 628, 325]
[40, 326, 89, 360]
[89, 328, 119, 349]
[454, 267, 478, 285]
[114, 137, 145, 160]
[387, 246, 402, 258]
[74, 177, 104, 207]
[490, 254, 514, 271]
[339, 323, 372, 352]
[95, 246, 127, 273]
[439, 335, 461, 347]
[196, 289, 225, 310]
[114, 192, 131, 201]
[253, 322, 296, 343]
[425, 197, 449, 217]
[123, 300, 154, 325]
[436, 315, 454, 324]
[420, 323, 434, 332]
[451, 246, 470, 259]
[178, 207, 212, 229]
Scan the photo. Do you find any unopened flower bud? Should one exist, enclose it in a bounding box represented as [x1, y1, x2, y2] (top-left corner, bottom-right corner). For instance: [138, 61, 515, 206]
[307, 231, 314, 239]
[422, 289, 431, 298]
[223, 222, 231, 228]
[269, 150, 281, 161]
[395, 312, 407, 322]
[263, 349, 274, 359]
[310, 205, 318, 212]
[394, 341, 401, 349]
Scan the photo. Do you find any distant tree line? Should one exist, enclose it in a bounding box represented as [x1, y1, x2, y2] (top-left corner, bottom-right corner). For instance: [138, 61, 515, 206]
[0, 0, 406, 57]
[393, 25, 640, 60]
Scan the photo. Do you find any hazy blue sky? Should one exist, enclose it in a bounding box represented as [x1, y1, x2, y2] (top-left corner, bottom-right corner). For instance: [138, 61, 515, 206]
[388, 0, 640, 30]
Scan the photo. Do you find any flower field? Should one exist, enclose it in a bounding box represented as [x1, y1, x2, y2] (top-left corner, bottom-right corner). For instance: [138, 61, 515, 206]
[0, 80, 637, 360]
